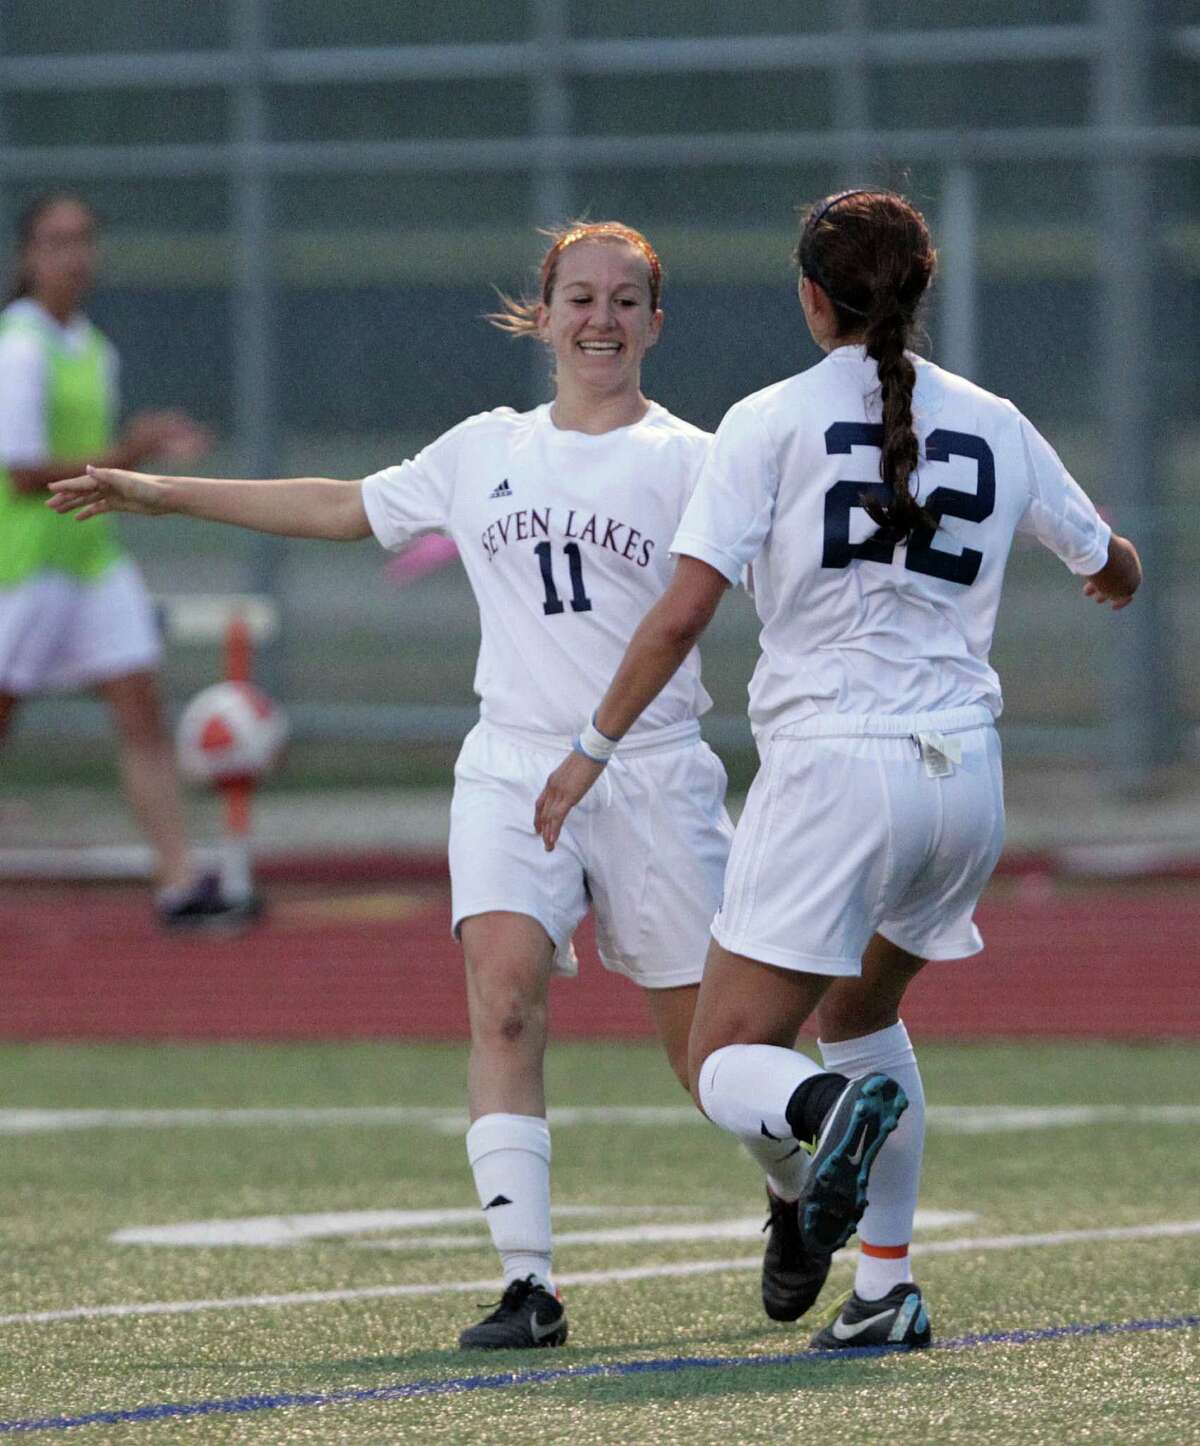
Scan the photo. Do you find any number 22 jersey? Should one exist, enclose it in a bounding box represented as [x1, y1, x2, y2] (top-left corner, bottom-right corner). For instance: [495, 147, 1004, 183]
[671, 345, 1112, 738]
[360, 401, 714, 738]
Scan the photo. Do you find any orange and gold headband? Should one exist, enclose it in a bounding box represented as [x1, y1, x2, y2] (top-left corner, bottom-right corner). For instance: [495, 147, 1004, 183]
[540, 222, 662, 309]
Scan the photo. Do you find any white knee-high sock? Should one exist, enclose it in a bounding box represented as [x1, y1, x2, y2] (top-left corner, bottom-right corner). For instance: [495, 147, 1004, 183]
[466, 1113, 554, 1291]
[819, 1020, 924, 1300]
[697, 1044, 825, 1200]
[739, 1134, 809, 1203]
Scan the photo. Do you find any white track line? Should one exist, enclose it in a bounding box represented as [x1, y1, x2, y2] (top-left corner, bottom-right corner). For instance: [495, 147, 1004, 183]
[3, 1220, 1197, 1329]
[4, 1104, 1200, 1136]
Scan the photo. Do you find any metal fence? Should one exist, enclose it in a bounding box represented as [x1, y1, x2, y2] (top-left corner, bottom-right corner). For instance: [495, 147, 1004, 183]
[2, 1, 1196, 784]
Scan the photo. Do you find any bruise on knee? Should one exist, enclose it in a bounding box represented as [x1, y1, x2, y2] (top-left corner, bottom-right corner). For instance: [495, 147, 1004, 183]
[463, 929, 553, 1057]
[471, 986, 545, 1053]
[500, 1011, 527, 1044]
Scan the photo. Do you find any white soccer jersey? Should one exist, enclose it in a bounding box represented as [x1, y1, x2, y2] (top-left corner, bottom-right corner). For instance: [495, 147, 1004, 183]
[361, 401, 714, 737]
[671, 345, 1111, 738]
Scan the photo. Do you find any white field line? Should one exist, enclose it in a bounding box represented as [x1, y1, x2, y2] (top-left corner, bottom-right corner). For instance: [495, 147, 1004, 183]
[113, 1205, 682, 1249]
[0, 1106, 692, 1135]
[928, 1105, 1200, 1133]
[4, 1103, 1200, 1136]
[349, 1209, 977, 1253]
[0, 1107, 466, 1135]
[112, 1208, 977, 1250]
[3, 1219, 1198, 1330]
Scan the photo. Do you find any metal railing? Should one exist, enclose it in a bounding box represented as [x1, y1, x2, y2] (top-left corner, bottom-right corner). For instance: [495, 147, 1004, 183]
[1, 1, 1192, 782]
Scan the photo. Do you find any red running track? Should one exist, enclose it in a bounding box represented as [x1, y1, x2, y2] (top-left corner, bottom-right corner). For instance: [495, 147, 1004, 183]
[0, 872, 1196, 1040]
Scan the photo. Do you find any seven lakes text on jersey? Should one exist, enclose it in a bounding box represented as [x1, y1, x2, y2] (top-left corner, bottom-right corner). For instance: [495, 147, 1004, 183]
[480, 502, 656, 569]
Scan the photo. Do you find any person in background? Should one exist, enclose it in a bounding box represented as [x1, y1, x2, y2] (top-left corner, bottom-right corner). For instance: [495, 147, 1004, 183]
[0, 192, 244, 928]
[45, 222, 761, 1352]
[534, 189, 1141, 1350]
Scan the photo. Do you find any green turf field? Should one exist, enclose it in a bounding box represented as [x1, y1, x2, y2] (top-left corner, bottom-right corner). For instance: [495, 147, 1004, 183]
[2, 1041, 1198, 1442]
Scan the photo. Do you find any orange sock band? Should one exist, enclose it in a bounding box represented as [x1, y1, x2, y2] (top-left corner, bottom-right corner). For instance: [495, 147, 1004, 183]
[860, 1242, 909, 1259]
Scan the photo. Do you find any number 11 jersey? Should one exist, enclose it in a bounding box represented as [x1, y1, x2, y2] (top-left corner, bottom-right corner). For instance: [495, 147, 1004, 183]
[361, 401, 714, 737]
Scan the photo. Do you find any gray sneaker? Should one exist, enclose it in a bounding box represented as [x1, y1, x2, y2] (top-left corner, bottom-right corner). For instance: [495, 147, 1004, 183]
[810, 1282, 932, 1350]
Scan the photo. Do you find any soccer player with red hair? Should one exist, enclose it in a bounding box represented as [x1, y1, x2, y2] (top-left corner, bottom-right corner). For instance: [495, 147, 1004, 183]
[49, 221, 750, 1351]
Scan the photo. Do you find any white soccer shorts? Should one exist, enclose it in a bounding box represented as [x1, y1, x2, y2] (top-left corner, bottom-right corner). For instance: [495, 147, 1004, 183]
[449, 718, 734, 988]
[0, 558, 163, 695]
[712, 706, 1005, 975]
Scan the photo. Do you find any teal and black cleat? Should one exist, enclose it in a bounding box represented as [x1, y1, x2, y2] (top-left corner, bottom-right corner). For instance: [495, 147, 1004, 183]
[809, 1282, 932, 1350]
[458, 1275, 568, 1350]
[761, 1186, 832, 1322]
[796, 1073, 908, 1256]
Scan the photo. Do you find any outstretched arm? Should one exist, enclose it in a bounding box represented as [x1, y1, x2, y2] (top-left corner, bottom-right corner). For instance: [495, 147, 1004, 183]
[46, 465, 373, 542]
[1082, 534, 1141, 610]
[534, 556, 729, 850]
[9, 412, 213, 496]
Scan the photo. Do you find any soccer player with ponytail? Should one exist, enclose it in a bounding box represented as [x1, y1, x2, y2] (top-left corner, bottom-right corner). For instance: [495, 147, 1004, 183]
[537, 189, 1141, 1348]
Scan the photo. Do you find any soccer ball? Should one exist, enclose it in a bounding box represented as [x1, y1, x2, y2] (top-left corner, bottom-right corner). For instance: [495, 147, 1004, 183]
[175, 681, 288, 786]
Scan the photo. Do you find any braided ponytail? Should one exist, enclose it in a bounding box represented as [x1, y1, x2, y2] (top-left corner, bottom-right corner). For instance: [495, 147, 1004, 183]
[797, 191, 938, 543]
[861, 292, 936, 542]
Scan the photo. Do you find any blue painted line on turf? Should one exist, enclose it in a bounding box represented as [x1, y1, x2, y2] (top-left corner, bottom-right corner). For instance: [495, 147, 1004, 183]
[1, 1313, 1197, 1434]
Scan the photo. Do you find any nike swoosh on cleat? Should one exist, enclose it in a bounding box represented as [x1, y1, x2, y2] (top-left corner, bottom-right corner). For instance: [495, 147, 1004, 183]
[530, 1312, 562, 1343]
[831, 1309, 895, 1342]
[845, 1126, 869, 1167]
[760, 1121, 782, 1141]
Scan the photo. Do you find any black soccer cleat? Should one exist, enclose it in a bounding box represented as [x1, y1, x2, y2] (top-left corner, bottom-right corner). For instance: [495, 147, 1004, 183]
[796, 1073, 908, 1257]
[809, 1282, 931, 1350]
[761, 1187, 832, 1322]
[458, 1275, 568, 1350]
